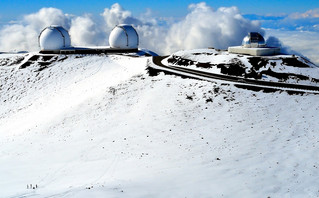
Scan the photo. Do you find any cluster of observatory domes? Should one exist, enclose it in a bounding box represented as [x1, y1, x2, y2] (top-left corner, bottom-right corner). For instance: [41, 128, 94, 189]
[38, 24, 139, 51]
[38, 24, 279, 57]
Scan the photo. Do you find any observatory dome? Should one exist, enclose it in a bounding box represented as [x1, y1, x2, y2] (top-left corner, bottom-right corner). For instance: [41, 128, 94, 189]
[242, 32, 266, 48]
[109, 24, 139, 49]
[39, 26, 71, 50]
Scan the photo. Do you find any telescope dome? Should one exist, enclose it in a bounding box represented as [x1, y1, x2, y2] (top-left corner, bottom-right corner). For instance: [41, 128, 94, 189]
[39, 26, 71, 50]
[242, 32, 266, 48]
[109, 24, 139, 49]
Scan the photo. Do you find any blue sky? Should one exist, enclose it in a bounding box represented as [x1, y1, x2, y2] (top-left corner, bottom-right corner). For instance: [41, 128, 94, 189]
[0, 0, 318, 23]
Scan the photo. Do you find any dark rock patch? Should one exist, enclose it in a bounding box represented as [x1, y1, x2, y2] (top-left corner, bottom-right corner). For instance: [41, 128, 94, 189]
[167, 55, 195, 66]
[196, 62, 212, 69]
[19, 62, 32, 69]
[146, 66, 161, 76]
[260, 68, 310, 81]
[244, 69, 262, 79]
[29, 55, 57, 62]
[270, 62, 276, 67]
[192, 53, 214, 56]
[19, 55, 59, 69]
[248, 57, 269, 70]
[282, 57, 310, 68]
[216, 58, 246, 77]
[235, 84, 281, 93]
[311, 78, 319, 83]
[0, 56, 25, 67]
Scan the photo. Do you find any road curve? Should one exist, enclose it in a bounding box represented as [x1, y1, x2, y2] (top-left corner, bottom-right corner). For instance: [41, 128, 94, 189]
[150, 56, 319, 94]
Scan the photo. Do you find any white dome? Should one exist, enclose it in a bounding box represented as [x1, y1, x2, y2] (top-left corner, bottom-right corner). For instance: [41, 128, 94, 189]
[39, 26, 71, 50]
[109, 24, 139, 49]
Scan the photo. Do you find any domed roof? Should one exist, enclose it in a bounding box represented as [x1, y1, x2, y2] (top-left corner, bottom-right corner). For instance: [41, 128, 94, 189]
[109, 24, 139, 49]
[39, 26, 71, 50]
[242, 32, 266, 48]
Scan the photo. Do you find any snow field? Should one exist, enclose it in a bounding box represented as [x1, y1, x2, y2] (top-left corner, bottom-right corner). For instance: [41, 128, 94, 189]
[0, 54, 319, 197]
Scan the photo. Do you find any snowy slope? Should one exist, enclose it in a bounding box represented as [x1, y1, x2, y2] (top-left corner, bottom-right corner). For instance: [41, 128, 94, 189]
[164, 48, 319, 86]
[1, 52, 319, 197]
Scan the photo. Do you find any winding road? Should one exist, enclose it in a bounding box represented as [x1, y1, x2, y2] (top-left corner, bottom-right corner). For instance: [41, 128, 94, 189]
[150, 56, 319, 94]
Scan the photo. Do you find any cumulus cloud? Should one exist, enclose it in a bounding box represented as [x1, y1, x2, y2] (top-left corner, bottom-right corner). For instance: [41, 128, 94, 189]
[266, 29, 319, 64]
[24, 7, 70, 30]
[266, 36, 302, 56]
[0, 2, 308, 61]
[101, 3, 142, 30]
[69, 15, 106, 46]
[164, 3, 263, 53]
[0, 24, 37, 52]
[0, 7, 71, 52]
[0, 3, 263, 54]
[99, 3, 165, 51]
[0, 7, 106, 51]
[99, 2, 264, 54]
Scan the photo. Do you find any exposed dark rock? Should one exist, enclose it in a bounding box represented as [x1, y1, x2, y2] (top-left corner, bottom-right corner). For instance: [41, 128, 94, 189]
[196, 62, 212, 69]
[167, 55, 195, 66]
[146, 66, 161, 76]
[260, 68, 309, 81]
[248, 57, 269, 70]
[19, 62, 31, 69]
[216, 58, 246, 77]
[244, 69, 262, 79]
[186, 95, 193, 100]
[192, 53, 214, 56]
[206, 98, 213, 103]
[0, 56, 25, 67]
[282, 57, 310, 68]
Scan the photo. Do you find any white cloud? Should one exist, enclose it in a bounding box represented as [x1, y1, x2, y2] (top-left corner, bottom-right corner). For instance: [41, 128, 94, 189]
[164, 3, 263, 53]
[2, 2, 316, 65]
[69, 15, 106, 46]
[255, 8, 319, 32]
[0, 3, 263, 54]
[0, 24, 37, 52]
[0, 7, 71, 52]
[24, 7, 70, 30]
[289, 9, 319, 19]
[266, 29, 319, 64]
[99, 3, 164, 51]
[100, 2, 264, 54]
[101, 3, 142, 30]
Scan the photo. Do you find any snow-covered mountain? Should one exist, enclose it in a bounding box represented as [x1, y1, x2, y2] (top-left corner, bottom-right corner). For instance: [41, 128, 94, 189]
[162, 48, 319, 86]
[1, 51, 319, 197]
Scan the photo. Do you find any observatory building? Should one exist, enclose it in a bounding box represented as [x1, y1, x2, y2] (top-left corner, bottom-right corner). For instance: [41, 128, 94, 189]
[39, 26, 71, 51]
[228, 32, 280, 56]
[109, 24, 139, 49]
[38, 24, 146, 54]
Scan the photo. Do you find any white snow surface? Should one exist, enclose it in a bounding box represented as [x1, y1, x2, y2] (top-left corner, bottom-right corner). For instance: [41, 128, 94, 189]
[1, 53, 319, 197]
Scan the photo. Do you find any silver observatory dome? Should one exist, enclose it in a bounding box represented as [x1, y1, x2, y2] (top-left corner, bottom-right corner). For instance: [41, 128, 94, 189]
[242, 32, 266, 48]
